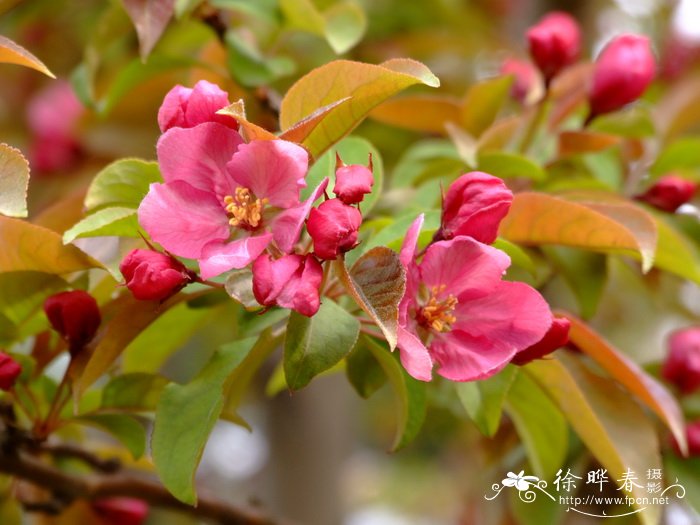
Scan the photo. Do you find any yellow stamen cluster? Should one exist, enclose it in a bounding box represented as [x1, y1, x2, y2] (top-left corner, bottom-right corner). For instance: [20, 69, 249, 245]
[223, 187, 268, 229]
[418, 284, 458, 332]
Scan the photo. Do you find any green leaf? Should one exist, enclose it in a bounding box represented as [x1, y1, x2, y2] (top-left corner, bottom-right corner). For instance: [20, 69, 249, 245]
[122, 301, 215, 373]
[0, 143, 29, 218]
[505, 372, 568, 480]
[526, 354, 661, 525]
[302, 135, 384, 214]
[476, 151, 545, 181]
[84, 159, 162, 212]
[459, 75, 512, 137]
[0, 217, 102, 274]
[492, 238, 537, 276]
[63, 207, 139, 243]
[224, 269, 260, 310]
[152, 337, 256, 504]
[76, 414, 146, 459]
[284, 299, 360, 390]
[651, 137, 700, 177]
[456, 365, 518, 437]
[653, 214, 700, 284]
[225, 30, 295, 88]
[336, 247, 405, 350]
[346, 337, 386, 399]
[364, 336, 426, 451]
[280, 58, 439, 158]
[542, 246, 607, 319]
[101, 373, 169, 411]
[323, 1, 367, 54]
[589, 106, 655, 138]
[0, 272, 67, 326]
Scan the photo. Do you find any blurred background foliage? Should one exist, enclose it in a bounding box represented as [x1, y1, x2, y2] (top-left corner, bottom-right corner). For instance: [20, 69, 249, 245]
[3, 1, 700, 524]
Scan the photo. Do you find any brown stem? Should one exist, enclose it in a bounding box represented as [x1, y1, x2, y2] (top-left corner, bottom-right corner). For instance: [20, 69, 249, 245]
[0, 448, 285, 525]
[38, 443, 121, 473]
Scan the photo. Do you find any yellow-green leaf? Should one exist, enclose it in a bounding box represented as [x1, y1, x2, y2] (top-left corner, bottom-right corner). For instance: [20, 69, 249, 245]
[0, 217, 102, 274]
[279, 59, 439, 158]
[0, 143, 29, 218]
[498, 193, 657, 272]
[0, 35, 54, 77]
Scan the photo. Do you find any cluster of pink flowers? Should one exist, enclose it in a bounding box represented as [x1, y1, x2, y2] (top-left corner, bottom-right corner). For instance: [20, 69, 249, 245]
[120, 81, 566, 383]
[395, 173, 568, 382]
[501, 11, 656, 120]
[123, 81, 372, 317]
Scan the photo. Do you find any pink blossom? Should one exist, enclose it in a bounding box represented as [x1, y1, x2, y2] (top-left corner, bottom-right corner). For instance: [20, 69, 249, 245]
[157, 80, 236, 132]
[120, 249, 194, 301]
[252, 253, 323, 316]
[26, 80, 84, 173]
[436, 172, 513, 244]
[589, 34, 656, 118]
[397, 215, 552, 381]
[511, 316, 570, 365]
[662, 327, 700, 394]
[526, 11, 581, 83]
[138, 123, 328, 279]
[92, 498, 149, 525]
[0, 353, 21, 391]
[333, 154, 374, 204]
[307, 198, 362, 260]
[500, 58, 538, 104]
[636, 174, 696, 212]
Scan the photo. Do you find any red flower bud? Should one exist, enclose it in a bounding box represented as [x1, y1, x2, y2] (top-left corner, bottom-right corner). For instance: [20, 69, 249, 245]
[92, 498, 149, 525]
[43, 291, 101, 354]
[636, 175, 696, 212]
[511, 317, 570, 365]
[500, 58, 539, 104]
[526, 11, 581, 83]
[252, 253, 323, 317]
[589, 34, 656, 118]
[438, 172, 513, 244]
[120, 249, 194, 301]
[333, 154, 374, 204]
[662, 327, 700, 394]
[307, 198, 362, 260]
[0, 353, 21, 391]
[157, 80, 236, 133]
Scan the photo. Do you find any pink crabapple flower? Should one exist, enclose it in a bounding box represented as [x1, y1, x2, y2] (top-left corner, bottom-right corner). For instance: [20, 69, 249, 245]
[662, 327, 700, 395]
[588, 34, 656, 119]
[43, 291, 101, 356]
[92, 498, 149, 525]
[0, 353, 22, 391]
[396, 214, 553, 382]
[333, 154, 374, 204]
[120, 249, 195, 301]
[526, 11, 581, 83]
[26, 80, 84, 174]
[307, 198, 362, 260]
[252, 253, 323, 317]
[435, 171, 513, 245]
[511, 316, 570, 365]
[500, 58, 539, 104]
[635, 174, 696, 213]
[157, 80, 236, 132]
[138, 122, 328, 279]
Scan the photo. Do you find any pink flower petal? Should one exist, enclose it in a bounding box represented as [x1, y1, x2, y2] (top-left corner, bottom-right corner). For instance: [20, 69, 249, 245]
[138, 181, 230, 259]
[227, 140, 308, 208]
[430, 330, 514, 381]
[198, 233, 273, 279]
[272, 178, 329, 253]
[157, 122, 243, 200]
[252, 254, 303, 306]
[275, 255, 323, 317]
[397, 325, 433, 381]
[419, 237, 510, 300]
[399, 214, 424, 267]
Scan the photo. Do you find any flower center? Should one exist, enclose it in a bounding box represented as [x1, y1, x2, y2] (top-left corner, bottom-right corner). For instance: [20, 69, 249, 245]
[417, 284, 458, 333]
[224, 187, 268, 230]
